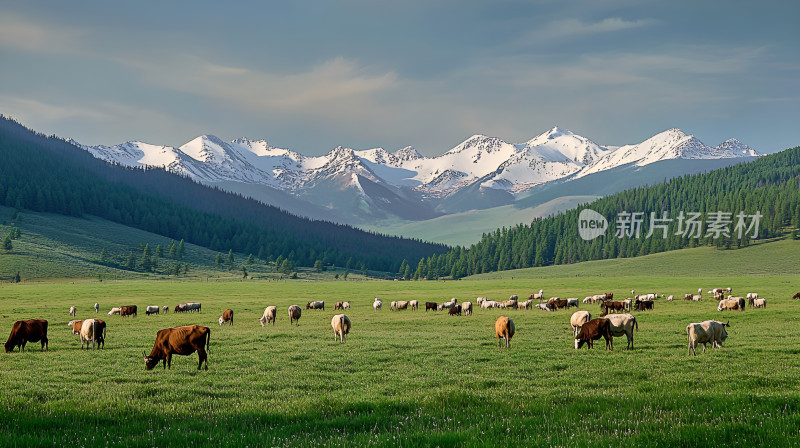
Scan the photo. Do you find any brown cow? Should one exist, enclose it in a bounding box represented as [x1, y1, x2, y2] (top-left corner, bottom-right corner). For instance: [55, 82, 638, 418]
[143, 325, 210, 371]
[548, 298, 568, 309]
[121, 305, 138, 318]
[793, 292, 800, 300]
[600, 301, 625, 316]
[449, 306, 461, 316]
[425, 302, 438, 312]
[5, 319, 49, 352]
[288, 305, 302, 325]
[218, 309, 234, 326]
[334, 301, 344, 310]
[574, 318, 612, 350]
[494, 316, 515, 348]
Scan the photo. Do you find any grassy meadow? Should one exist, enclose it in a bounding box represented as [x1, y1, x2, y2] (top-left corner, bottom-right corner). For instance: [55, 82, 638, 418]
[2, 241, 800, 446]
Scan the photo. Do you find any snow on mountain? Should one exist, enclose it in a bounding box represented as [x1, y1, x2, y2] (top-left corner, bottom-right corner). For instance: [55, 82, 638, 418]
[75, 127, 759, 207]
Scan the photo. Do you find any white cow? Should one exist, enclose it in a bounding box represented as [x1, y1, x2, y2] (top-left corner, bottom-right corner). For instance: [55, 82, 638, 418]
[604, 314, 638, 350]
[162, 305, 169, 314]
[331, 314, 351, 343]
[69, 306, 76, 317]
[570, 311, 591, 337]
[94, 303, 99, 314]
[185, 302, 202, 312]
[79, 318, 98, 350]
[373, 299, 382, 312]
[461, 302, 473, 316]
[753, 298, 767, 309]
[145, 306, 160, 316]
[687, 320, 730, 355]
[108, 307, 121, 316]
[408, 300, 417, 311]
[260, 306, 277, 326]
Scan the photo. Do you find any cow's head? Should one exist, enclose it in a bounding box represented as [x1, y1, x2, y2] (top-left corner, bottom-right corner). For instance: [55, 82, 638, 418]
[4, 341, 14, 353]
[143, 351, 159, 370]
[218, 316, 224, 326]
[574, 338, 584, 350]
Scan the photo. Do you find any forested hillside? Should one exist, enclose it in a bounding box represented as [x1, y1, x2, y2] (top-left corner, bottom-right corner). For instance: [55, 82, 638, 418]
[404, 146, 800, 279]
[0, 116, 447, 272]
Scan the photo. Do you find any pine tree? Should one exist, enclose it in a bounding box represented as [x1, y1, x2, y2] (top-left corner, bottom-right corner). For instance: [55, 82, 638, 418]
[100, 248, 108, 262]
[241, 266, 248, 279]
[125, 251, 136, 270]
[3, 233, 12, 251]
[177, 239, 185, 260]
[168, 240, 177, 259]
[246, 254, 254, 265]
[227, 249, 234, 264]
[11, 227, 21, 239]
[314, 260, 324, 272]
[141, 243, 152, 271]
[215, 253, 222, 265]
[155, 244, 163, 258]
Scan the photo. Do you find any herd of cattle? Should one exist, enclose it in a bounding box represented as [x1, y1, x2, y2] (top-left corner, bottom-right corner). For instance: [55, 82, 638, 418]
[5, 289, 800, 368]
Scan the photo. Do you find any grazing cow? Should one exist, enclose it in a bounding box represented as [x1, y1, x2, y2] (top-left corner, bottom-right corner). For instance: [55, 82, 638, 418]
[683, 293, 693, 301]
[753, 298, 767, 309]
[260, 306, 277, 326]
[409, 300, 418, 311]
[634, 299, 654, 311]
[449, 306, 461, 316]
[793, 292, 800, 300]
[570, 311, 591, 337]
[143, 325, 210, 371]
[306, 301, 325, 311]
[717, 298, 740, 312]
[120, 305, 138, 318]
[604, 314, 638, 350]
[737, 296, 746, 311]
[600, 301, 625, 315]
[622, 298, 633, 312]
[574, 318, 612, 350]
[481, 300, 499, 309]
[162, 305, 169, 314]
[517, 299, 533, 310]
[394, 300, 409, 311]
[425, 301, 437, 312]
[174, 304, 186, 313]
[494, 316, 515, 348]
[78, 318, 103, 350]
[108, 307, 121, 316]
[687, 320, 730, 355]
[288, 305, 302, 325]
[5, 319, 49, 352]
[565, 298, 579, 309]
[461, 301, 473, 316]
[441, 298, 458, 310]
[218, 309, 234, 326]
[342, 301, 351, 310]
[68, 320, 83, 335]
[184, 302, 202, 313]
[666, 295, 674, 302]
[692, 293, 702, 302]
[746, 293, 759, 307]
[334, 301, 344, 310]
[331, 314, 351, 343]
[476, 297, 487, 306]
[69, 306, 76, 317]
[535, 302, 555, 312]
[94, 303, 99, 314]
[145, 306, 160, 316]
[530, 290, 544, 301]
[548, 298, 568, 310]
[373, 299, 383, 312]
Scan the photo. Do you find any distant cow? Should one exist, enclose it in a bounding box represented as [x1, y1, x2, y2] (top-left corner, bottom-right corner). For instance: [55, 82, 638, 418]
[548, 298, 568, 309]
[494, 316, 515, 348]
[120, 305, 138, 318]
[79, 318, 103, 350]
[143, 325, 210, 370]
[687, 320, 730, 355]
[174, 304, 186, 313]
[449, 306, 461, 316]
[425, 302, 437, 312]
[69, 306, 76, 317]
[306, 301, 325, 311]
[409, 300, 418, 311]
[570, 311, 591, 337]
[529, 290, 544, 301]
[5, 319, 49, 353]
[218, 309, 234, 326]
[373, 299, 383, 312]
[334, 302, 344, 310]
[108, 307, 121, 316]
[145, 306, 160, 316]
[68, 319, 83, 335]
[185, 302, 201, 313]
[574, 318, 612, 350]
[331, 314, 351, 343]
[94, 303, 99, 314]
[600, 301, 625, 315]
[753, 298, 766, 309]
[70, 319, 106, 349]
[793, 292, 800, 300]
[717, 298, 740, 312]
[461, 301, 473, 316]
[288, 305, 302, 325]
[634, 299, 654, 311]
[565, 298, 579, 309]
[342, 301, 351, 310]
[260, 306, 277, 326]
[162, 305, 169, 314]
[393, 300, 410, 311]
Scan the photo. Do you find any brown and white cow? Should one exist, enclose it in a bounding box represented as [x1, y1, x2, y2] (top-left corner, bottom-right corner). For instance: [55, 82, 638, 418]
[218, 309, 234, 326]
[331, 314, 351, 344]
[494, 316, 515, 348]
[753, 298, 767, 309]
[306, 301, 325, 310]
[143, 325, 210, 370]
[574, 318, 612, 350]
[334, 301, 344, 310]
[288, 305, 302, 325]
[5, 319, 49, 352]
[79, 318, 104, 350]
[145, 306, 160, 316]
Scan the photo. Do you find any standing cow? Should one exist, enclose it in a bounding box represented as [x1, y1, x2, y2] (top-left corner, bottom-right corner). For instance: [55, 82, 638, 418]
[687, 320, 730, 355]
[218, 309, 234, 326]
[260, 306, 277, 326]
[331, 314, 351, 343]
[145, 306, 160, 316]
[69, 306, 76, 318]
[5, 319, 49, 352]
[78, 318, 104, 350]
[143, 325, 210, 371]
[494, 316, 515, 348]
[288, 305, 302, 325]
[94, 303, 99, 314]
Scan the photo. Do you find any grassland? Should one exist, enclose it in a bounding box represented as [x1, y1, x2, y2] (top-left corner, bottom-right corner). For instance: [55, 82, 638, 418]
[2, 238, 800, 446]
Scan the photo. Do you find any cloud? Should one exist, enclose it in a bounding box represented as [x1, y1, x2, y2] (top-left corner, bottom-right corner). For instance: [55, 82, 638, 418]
[0, 11, 87, 54]
[521, 17, 658, 42]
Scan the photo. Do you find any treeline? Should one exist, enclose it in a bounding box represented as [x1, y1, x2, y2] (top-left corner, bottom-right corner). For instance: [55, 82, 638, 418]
[406, 146, 800, 279]
[0, 116, 448, 272]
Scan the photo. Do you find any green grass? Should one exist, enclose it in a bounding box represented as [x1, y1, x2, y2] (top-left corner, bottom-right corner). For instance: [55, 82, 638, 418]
[2, 260, 800, 446]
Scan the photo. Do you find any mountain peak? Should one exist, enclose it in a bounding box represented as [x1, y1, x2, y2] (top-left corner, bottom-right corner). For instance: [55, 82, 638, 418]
[394, 146, 421, 161]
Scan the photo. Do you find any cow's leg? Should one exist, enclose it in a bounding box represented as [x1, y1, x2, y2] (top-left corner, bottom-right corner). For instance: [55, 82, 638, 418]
[197, 348, 208, 370]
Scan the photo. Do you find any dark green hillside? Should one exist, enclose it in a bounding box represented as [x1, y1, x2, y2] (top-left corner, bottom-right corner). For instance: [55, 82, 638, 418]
[409, 145, 800, 279]
[0, 116, 447, 273]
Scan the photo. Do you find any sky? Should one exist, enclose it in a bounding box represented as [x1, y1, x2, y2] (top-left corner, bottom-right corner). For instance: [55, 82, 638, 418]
[0, 1, 797, 156]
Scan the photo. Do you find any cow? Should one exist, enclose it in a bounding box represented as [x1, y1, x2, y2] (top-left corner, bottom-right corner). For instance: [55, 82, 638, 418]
[260, 306, 277, 326]
[717, 298, 740, 311]
[634, 299, 654, 311]
[746, 293, 759, 307]
[574, 318, 612, 350]
[69, 306, 76, 317]
[441, 298, 458, 310]
[494, 316, 515, 348]
[108, 307, 121, 316]
[162, 305, 169, 314]
[342, 301, 351, 310]
[666, 295, 674, 302]
[174, 304, 186, 313]
[120, 305, 138, 318]
[753, 298, 766, 309]
[737, 296, 746, 311]
[395, 300, 410, 310]
[793, 292, 800, 300]
[373, 299, 383, 312]
[604, 314, 638, 350]
[334, 301, 344, 310]
[461, 301, 473, 316]
[5, 319, 49, 353]
[218, 309, 234, 326]
[687, 320, 730, 355]
[68, 319, 83, 335]
[79, 318, 103, 350]
[529, 290, 544, 301]
[143, 325, 210, 371]
[288, 305, 302, 325]
[306, 301, 325, 311]
[517, 299, 532, 310]
[331, 314, 351, 343]
[449, 306, 461, 316]
[425, 301, 437, 312]
[600, 301, 625, 315]
[145, 306, 160, 316]
[185, 302, 201, 313]
[570, 311, 591, 337]
[565, 298, 579, 309]
[409, 300, 418, 311]
[622, 298, 633, 312]
[548, 298, 568, 310]
[94, 303, 99, 314]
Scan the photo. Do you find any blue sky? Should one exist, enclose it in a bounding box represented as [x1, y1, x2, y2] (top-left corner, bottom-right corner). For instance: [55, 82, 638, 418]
[1, 1, 797, 155]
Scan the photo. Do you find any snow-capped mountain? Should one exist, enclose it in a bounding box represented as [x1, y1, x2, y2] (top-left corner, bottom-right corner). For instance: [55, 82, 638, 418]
[73, 127, 759, 224]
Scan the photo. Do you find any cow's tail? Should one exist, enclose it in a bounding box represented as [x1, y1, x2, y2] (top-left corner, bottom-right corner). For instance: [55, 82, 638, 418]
[91, 320, 97, 349]
[634, 316, 638, 332]
[103, 323, 107, 340]
[206, 329, 211, 352]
